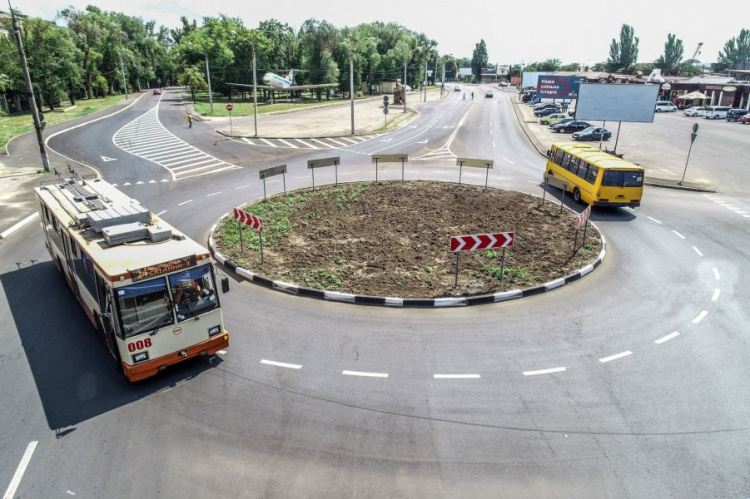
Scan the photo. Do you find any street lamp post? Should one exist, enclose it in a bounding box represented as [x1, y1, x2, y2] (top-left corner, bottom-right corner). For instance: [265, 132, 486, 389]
[350, 54, 355, 135]
[204, 52, 213, 114]
[252, 43, 258, 137]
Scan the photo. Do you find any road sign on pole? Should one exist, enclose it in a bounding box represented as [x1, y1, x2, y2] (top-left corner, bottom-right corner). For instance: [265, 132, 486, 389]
[226, 104, 234, 136]
[680, 122, 699, 185]
[456, 157, 494, 188]
[575, 204, 591, 229]
[450, 232, 514, 252]
[308, 156, 341, 188]
[233, 208, 263, 262]
[259, 164, 287, 200]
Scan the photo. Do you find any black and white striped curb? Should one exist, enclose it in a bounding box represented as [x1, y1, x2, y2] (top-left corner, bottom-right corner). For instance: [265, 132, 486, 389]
[208, 213, 606, 308]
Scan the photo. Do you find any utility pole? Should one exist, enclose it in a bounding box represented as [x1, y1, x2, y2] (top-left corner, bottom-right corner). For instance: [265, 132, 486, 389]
[441, 59, 446, 99]
[424, 60, 428, 102]
[9, 4, 49, 172]
[205, 52, 213, 114]
[349, 54, 355, 135]
[119, 54, 128, 99]
[403, 60, 407, 113]
[252, 43, 258, 137]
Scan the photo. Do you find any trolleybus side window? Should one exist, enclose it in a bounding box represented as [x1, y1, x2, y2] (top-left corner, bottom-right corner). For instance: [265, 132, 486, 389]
[169, 266, 219, 322]
[116, 278, 175, 337]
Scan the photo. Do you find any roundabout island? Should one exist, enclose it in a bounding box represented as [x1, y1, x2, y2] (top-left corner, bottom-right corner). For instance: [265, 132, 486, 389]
[210, 181, 604, 304]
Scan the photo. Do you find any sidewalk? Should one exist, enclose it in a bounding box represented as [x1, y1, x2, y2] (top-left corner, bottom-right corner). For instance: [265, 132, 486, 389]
[507, 93, 715, 193]
[188, 88, 447, 139]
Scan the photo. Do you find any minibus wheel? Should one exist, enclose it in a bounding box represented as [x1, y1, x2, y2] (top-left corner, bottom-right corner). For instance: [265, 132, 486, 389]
[573, 187, 582, 203]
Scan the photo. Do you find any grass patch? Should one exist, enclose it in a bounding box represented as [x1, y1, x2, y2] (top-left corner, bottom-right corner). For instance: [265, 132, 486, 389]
[480, 265, 529, 282]
[297, 269, 342, 290]
[0, 94, 127, 150]
[191, 92, 371, 117]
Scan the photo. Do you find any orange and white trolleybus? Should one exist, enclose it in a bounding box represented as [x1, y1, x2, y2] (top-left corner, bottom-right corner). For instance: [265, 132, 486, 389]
[34, 174, 229, 381]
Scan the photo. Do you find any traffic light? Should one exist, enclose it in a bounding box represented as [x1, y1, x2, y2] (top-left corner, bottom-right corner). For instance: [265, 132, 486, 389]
[383, 95, 389, 114]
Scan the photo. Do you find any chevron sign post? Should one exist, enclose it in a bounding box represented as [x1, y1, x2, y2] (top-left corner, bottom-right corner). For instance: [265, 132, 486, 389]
[233, 208, 264, 262]
[450, 232, 515, 287]
[573, 204, 592, 256]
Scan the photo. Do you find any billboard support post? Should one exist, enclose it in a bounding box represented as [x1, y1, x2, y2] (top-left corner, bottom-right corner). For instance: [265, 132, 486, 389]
[613, 121, 622, 154]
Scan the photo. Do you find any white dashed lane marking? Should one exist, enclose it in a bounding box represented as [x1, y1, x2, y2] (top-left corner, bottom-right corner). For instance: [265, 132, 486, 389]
[261, 359, 302, 369]
[523, 367, 566, 376]
[647, 216, 662, 224]
[713, 268, 720, 280]
[712, 289, 720, 302]
[672, 230, 686, 240]
[433, 374, 481, 379]
[693, 246, 704, 257]
[342, 370, 388, 378]
[113, 105, 238, 180]
[692, 311, 708, 324]
[655, 331, 680, 344]
[3, 441, 38, 499]
[599, 351, 633, 363]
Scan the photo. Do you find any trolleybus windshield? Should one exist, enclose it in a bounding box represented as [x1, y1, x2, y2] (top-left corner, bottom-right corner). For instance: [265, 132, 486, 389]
[116, 278, 175, 337]
[169, 265, 219, 321]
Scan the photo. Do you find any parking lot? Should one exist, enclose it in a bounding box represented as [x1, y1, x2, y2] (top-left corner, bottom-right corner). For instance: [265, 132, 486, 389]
[516, 99, 750, 193]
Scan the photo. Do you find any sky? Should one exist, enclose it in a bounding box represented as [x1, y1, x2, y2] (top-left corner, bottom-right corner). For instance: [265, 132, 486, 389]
[16, 0, 750, 67]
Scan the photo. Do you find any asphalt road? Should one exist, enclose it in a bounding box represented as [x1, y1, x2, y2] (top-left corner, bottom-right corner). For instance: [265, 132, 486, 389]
[1, 86, 749, 498]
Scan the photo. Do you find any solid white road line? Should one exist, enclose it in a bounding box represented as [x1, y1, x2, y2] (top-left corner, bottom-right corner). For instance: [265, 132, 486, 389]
[712, 289, 720, 302]
[523, 367, 566, 376]
[692, 310, 708, 324]
[0, 213, 39, 240]
[261, 359, 302, 369]
[599, 351, 633, 363]
[713, 268, 720, 280]
[3, 441, 38, 499]
[178, 200, 193, 206]
[433, 374, 481, 379]
[655, 331, 680, 344]
[693, 246, 704, 257]
[672, 230, 686, 240]
[647, 216, 662, 224]
[342, 370, 388, 378]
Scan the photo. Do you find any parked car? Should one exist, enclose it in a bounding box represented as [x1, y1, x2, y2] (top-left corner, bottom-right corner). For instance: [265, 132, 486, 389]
[739, 114, 750, 124]
[549, 118, 574, 128]
[726, 108, 749, 121]
[534, 107, 563, 117]
[533, 104, 561, 113]
[551, 120, 591, 133]
[655, 101, 677, 112]
[683, 106, 707, 117]
[703, 106, 731, 119]
[539, 113, 567, 125]
[153, 88, 162, 95]
[454, 86, 461, 92]
[572, 126, 612, 141]
[499, 81, 509, 87]
[522, 92, 536, 102]
[485, 91, 494, 98]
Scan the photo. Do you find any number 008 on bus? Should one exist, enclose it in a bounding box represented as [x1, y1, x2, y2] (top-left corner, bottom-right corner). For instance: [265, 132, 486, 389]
[34, 175, 229, 382]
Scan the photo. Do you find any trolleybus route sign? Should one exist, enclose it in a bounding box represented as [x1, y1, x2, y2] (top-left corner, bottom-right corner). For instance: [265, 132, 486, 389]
[233, 208, 263, 232]
[130, 255, 197, 281]
[450, 232, 514, 252]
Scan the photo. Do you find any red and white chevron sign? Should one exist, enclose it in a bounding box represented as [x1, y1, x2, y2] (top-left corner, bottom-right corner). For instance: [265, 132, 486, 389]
[233, 208, 263, 232]
[575, 204, 592, 229]
[450, 232, 514, 252]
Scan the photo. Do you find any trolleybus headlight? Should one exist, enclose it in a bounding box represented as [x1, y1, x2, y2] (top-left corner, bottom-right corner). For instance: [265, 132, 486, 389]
[132, 351, 149, 363]
[208, 325, 221, 337]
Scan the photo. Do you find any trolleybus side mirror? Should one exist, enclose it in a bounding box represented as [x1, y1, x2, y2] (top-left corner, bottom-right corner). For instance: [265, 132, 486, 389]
[221, 277, 230, 293]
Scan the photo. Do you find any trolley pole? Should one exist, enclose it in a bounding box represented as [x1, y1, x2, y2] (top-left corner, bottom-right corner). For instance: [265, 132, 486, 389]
[10, 5, 50, 172]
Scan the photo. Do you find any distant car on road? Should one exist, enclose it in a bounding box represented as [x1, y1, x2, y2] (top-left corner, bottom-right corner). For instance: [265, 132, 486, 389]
[683, 106, 707, 117]
[153, 88, 162, 95]
[538, 113, 567, 125]
[485, 91, 494, 98]
[454, 86, 461, 92]
[499, 81, 509, 87]
[738, 114, 750, 124]
[572, 126, 612, 141]
[655, 101, 677, 112]
[551, 120, 591, 133]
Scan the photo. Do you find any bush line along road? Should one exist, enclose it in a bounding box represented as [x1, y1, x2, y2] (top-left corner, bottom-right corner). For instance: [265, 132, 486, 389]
[1, 85, 749, 498]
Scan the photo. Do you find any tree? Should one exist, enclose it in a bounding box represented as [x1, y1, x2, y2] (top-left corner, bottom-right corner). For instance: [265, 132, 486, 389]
[559, 62, 581, 72]
[717, 29, 750, 70]
[655, 34, 684, 70]
[471, 39, 488, 83]
[178, 65, 207, 101]
[607, 24, 639, 72]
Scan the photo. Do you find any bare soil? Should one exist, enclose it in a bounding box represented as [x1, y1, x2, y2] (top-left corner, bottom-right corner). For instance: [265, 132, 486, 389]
[213, 181, 602, 298]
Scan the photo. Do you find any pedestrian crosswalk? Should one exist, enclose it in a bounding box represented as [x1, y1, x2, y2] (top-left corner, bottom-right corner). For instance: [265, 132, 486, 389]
[113, 106, 240, 180]
[241, 135, 376, 150]
[412, 144, 457, 161]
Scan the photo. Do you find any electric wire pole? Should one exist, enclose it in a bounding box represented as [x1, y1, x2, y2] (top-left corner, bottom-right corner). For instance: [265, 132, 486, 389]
[9, 3, 50, 172]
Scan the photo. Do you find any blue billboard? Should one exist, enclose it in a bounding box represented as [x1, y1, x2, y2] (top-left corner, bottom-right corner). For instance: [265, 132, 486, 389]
[536, 76, 587, 99]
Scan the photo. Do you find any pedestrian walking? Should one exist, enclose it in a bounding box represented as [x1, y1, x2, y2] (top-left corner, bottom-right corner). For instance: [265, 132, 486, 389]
[187, 113, 193, 128]
[462, 93, 466, 101]
[471, 91, 474, 100]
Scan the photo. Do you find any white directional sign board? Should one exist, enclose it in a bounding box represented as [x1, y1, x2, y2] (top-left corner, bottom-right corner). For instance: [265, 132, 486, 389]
[575, 83, 660, 123]
[456, 158, 493, 168]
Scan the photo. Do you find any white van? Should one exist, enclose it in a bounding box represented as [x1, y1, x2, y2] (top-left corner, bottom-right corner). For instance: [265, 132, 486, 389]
[655, 101, 677, 112]
[703, 106, 731, 119]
